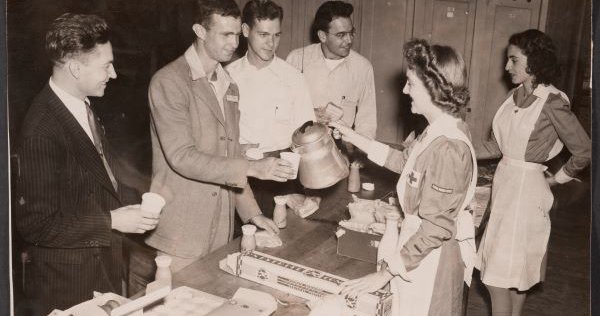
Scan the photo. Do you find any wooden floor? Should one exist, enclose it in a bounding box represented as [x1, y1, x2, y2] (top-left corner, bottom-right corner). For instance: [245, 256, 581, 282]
[466, 174, 591, 316]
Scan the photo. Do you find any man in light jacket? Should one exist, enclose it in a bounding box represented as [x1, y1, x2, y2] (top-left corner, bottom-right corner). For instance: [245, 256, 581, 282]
[146, 0, 294, 272]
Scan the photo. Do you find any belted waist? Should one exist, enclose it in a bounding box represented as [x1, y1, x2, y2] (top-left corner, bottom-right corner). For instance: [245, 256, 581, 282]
[500, 156, 547, 171]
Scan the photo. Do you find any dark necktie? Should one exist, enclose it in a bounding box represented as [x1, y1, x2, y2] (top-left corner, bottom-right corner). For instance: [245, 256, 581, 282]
[85, 101, 118, 191]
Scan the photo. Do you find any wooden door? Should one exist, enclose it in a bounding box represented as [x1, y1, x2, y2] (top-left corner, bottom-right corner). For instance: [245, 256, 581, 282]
[413, 0, 477, 76]
[360, 0, 414, 143]
[468, 0, 548, 146]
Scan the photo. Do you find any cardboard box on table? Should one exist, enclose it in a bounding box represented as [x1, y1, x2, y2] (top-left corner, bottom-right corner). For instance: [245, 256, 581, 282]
[221, 250, 393, 316]
[336, 228, 381, 264]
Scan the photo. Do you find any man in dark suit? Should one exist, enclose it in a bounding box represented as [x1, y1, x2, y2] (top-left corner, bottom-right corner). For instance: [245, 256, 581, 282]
[16, 13, 159, 314]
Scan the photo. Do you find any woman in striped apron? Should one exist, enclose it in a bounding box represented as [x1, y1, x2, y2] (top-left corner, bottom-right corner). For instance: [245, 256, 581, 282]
[335, 39, 477, 316]
[476, 29, 591, 316]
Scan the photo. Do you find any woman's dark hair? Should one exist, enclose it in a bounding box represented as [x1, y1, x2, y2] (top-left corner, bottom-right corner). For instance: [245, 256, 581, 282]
[508, 29, 560, 85]
[193, 0, 240, 29]
[45, 13, 111, 66]
[242, 0, 283, 27]
[403, 39, 470, 117]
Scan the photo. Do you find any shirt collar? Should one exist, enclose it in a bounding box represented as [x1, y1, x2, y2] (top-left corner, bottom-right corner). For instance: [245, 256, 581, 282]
[49, 78, 90, 107]
[240, 53, 282, 72]
[317, 43, 348, 66]
[239, 54, 293, 82]
[513, 84, 539, 109]
[425, 112, 461, 138]
[184, 45, 233, 84]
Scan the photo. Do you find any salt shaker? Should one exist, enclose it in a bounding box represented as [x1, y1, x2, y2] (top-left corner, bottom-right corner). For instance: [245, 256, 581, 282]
[273, 196, 288, 229]
[348, 163, 361, 193]
[155, 255, 172, 288]
[241, 224, 257, 252]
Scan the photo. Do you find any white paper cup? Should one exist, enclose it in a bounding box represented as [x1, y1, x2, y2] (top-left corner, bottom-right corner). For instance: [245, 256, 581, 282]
[155, 255, 172, 268]
[280, 152, 301, 180]
[245, 147, 264, 160]
[141, 192, 166, 214]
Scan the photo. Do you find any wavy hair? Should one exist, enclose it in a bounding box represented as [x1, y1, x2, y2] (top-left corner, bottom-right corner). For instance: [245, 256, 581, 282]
[403, 39, 470, 117]
[313, 1, 353, 33]
[242, 0, 283, 27]
[45, 13, 110, 66]
[508, 29, 560, 86]
[193, 0, 240, 30]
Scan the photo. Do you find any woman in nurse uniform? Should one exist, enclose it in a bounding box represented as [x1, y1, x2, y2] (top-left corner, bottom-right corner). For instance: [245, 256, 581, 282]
[334, 39, 477, 316]
[476, 29, 591, 316]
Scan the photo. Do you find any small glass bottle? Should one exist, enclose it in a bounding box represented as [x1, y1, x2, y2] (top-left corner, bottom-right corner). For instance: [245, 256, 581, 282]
[241, 224, 257, 252]
[155, 255, 172, 288]
[348, 164, 361, 193]
[273, 196, 288, 229]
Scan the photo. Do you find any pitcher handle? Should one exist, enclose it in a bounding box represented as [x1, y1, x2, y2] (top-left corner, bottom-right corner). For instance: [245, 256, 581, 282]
[298, 120, 314, 133]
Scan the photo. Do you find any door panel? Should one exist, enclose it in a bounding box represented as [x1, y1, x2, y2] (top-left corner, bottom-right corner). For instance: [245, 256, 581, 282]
[480, 5, 533, 131]
[364, 0, 413, 143]
[414, 0, 476, 76]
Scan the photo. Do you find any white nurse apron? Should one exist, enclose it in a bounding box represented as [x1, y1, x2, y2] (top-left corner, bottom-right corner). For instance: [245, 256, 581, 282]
[477, 84, 566, 290]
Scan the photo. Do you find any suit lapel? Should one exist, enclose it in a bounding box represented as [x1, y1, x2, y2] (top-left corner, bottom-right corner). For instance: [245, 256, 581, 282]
[223, 84, 239, 156]
[43, 85, 120, 200]
[191, 78, 226, 127]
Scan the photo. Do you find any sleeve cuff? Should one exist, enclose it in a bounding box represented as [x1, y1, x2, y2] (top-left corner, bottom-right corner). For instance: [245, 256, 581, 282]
[554, 167, 574, 184]
[246, 214, 262, 224]
[367, 141, 390, 166]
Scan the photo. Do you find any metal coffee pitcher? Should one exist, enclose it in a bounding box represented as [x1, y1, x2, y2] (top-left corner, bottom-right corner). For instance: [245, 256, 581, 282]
[291, 121, 349, 189]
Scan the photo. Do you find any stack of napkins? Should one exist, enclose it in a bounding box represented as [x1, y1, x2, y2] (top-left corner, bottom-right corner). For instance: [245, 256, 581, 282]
[255, 230, 282, 248]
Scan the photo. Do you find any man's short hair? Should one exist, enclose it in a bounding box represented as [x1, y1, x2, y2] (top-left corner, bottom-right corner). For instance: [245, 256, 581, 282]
[313, 1, 353, 33]
[242, 0, 283, 28]
[45, 13, 111, 66]
[193, 0, 241, 29]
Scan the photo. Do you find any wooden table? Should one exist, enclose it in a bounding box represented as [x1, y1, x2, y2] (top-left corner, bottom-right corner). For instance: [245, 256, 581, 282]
[172, 163, 397, 315]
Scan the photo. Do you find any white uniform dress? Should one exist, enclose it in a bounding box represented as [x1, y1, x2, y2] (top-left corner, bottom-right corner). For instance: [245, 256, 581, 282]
[477, 84, 590, 290]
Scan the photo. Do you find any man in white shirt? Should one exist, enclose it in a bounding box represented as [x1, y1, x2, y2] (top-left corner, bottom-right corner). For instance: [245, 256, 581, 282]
[286, 1, 377, 141]
[226, 0, 315, 216]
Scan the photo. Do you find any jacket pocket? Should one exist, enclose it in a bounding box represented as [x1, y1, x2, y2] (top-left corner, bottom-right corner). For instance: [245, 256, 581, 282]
[31, 247, 84, 264]
[341, 98, 358, 121]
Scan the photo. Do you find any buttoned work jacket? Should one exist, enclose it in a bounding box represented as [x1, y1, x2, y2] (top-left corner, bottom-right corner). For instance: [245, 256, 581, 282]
[145, 53, 261, 258]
